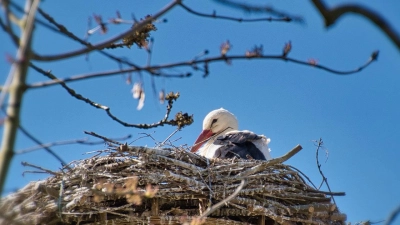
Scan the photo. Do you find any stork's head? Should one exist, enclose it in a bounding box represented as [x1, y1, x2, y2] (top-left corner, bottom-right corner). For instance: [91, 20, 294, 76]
[191, 108, 238, 153]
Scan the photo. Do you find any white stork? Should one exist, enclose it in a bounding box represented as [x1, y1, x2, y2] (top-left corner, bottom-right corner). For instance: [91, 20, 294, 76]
[190, 108, 271, 160]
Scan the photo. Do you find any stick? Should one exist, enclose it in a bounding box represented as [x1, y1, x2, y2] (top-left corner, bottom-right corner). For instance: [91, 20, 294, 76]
[200, 179, 247, 218]
[234, 145, 302, 179]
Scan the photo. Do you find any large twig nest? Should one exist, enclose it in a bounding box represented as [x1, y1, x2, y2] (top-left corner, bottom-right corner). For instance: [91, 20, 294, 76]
[0, 145, 346, 225]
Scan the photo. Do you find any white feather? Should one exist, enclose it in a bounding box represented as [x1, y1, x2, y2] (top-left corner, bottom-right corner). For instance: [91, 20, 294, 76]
[195, 109, 272, 160]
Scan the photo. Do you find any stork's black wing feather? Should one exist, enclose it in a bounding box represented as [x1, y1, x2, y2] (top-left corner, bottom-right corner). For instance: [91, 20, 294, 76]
[213, 132, 266, 160]
[214, 132, 261, 145]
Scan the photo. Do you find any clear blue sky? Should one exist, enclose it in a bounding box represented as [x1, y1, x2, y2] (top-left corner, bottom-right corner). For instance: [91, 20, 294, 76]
[1, 0, 399, 224]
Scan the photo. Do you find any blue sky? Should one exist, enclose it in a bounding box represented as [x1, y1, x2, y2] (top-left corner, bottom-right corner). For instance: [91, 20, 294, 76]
[1, 0, 399, 224]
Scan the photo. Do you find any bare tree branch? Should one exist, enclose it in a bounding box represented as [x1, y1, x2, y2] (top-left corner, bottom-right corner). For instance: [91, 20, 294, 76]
[27, 67, 189, 89]
[30, 63, 192, 129]
[385, 205, 400, 225]
[31, 0, 181, 62]
[7, 0, 59, 32]
[4, 0, 65, 46]
[34, 7, 144, 70]
[311, 0, 400, 51]
[179, 2, 292, 23]
[214, 0, 304, 23]
[1, 0, 20, 46]
[0, 15, 19, 47]
[5, 0, 145, 73]
[27, 50, 378, 90]
[18, 125, 69, 168]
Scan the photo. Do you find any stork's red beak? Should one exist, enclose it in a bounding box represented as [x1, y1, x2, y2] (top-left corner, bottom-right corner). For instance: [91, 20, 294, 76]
[190, 129, 214, 153]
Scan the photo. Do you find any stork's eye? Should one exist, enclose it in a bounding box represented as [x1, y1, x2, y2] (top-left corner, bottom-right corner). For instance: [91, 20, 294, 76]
[211, 119, 218, 125]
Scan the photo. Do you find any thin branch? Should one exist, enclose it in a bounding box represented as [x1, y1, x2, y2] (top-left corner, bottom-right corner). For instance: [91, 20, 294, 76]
[31, 0, 181, 61]
[30, 63, 192, 129]
[0, 15, 19, 47]
[130, 132, 158, 145]
[27, 67, 189, 89]
[7, 1, 145, 71]
[21, 161, 58, 175]
[179, 2, 292, 23]
[311, 0, 400, 51]
[83, 131, 125, 146]
[15, 138, 90, 154]
[15, 134, 131, 154]
[316, 138, 325, 191]
[200, 179, 247, 218]
[314, 138, 336, 205]
[8, 0, 60, 33]
[214, 0, 303, 23]
[18, 125, 69, 168]
[234, 144, 303, 179]
[35, 7, 142, 70]
[27, 51, 378, 89]
[23, 5, 191, 82]
[1, 0, 20, 46]
[158, 128, 180, 148]
[288, 165, 318, 189]
[385, 205, 400, 225]
[3, 1, 182, 90]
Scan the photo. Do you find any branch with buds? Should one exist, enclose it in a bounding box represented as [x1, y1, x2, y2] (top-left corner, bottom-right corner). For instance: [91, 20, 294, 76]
[30, 64, 193, 129]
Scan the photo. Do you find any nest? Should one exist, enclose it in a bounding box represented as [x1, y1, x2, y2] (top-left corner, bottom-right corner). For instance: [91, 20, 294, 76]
[0, 145, 346, 225]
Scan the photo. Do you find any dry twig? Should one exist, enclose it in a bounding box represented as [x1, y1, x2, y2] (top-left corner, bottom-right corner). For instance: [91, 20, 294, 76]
[16, 134, 131, 154]
[314, 138, 336, 205]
